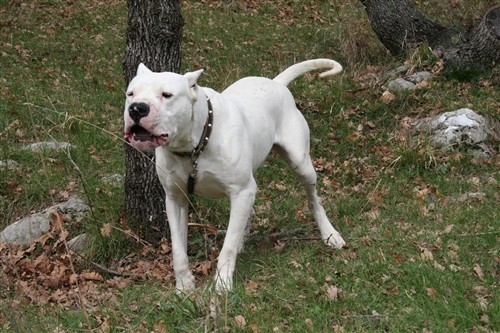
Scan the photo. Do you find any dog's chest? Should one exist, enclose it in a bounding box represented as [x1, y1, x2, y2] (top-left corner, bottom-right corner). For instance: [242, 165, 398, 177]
[192, 170, 228, 198]
[162, 156, 228, 198]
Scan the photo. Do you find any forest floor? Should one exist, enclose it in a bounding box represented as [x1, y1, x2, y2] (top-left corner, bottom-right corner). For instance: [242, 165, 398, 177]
[0, 0, 498, 332]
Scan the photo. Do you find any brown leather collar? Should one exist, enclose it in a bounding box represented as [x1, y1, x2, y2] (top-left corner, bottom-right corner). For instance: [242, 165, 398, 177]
[173, 96, 214, 194]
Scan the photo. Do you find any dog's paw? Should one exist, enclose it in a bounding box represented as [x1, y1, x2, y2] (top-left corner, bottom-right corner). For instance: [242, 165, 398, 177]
[323, 232, 346, 249]
[175, 275, 196, 293]
[214, 274, 233, 293]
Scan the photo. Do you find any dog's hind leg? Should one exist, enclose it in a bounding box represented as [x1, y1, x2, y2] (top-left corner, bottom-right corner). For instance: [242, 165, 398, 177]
[274, 114, 346, 249]
[239, 207, 254, 254]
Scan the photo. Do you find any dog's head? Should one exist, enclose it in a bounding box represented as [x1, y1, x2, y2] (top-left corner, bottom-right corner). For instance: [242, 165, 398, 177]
[123, 63, 203, 152]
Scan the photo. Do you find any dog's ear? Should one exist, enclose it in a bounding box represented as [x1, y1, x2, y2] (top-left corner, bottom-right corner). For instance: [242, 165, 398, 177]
[137, 63, 153, 76]
[184, 69, 204, 100]
[184, 69, 204, 87]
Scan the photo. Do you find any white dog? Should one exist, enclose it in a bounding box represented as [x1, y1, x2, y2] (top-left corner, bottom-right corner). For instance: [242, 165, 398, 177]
[123, 59, 346, 291]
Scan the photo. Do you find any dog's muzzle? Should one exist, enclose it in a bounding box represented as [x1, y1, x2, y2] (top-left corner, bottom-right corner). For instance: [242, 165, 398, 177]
[124, 102, 169, 151]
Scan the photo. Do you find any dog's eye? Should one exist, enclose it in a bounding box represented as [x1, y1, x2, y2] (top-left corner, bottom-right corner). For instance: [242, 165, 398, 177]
[162, 92, 173, 99]
[126, 91, 133, 97]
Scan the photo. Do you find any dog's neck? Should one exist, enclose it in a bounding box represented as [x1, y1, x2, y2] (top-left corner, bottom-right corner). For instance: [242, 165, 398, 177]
[169, 88, 212, 156]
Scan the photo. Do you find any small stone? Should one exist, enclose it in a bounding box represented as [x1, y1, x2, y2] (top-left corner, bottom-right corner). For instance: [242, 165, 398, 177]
[407, 71, 433, 83]
[0, 197, 89, 245]
[67, 233, 90, 254]
[387, 78, 416, 93]
[385, 65, 410, 79]
[59, 197, 90, 214]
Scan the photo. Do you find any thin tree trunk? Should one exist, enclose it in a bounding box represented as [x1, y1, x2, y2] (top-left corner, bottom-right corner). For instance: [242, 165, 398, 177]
[123, 0, 183, 243]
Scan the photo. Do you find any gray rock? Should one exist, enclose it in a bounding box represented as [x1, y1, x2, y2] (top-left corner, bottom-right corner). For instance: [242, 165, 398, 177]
[0, 214, 51, 245]
[407, 71, 433, 83]
[67, 233, 90, 254]
[22, 141, 74, 152]
[0, 197, 90, 246]
[59, 197, 90, 215]
[387, 78, 416, 93]
[413, 108, 498, 156]
[385, 65, 410, 79]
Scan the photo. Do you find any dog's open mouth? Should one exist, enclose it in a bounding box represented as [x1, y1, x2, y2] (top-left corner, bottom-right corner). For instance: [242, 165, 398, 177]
[125, 125, 168, 150]
[129, 125, 155, 142]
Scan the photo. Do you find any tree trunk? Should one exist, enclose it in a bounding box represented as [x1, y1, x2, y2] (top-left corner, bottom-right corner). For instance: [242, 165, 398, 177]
[123, 0, 183, 244]
[360, 0, 500, 70]
[360, 0, 459, 56]
[444, 7, 500, 70]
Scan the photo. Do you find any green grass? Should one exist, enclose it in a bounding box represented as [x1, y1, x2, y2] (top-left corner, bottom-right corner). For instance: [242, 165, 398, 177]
[1, 0, 499, 332]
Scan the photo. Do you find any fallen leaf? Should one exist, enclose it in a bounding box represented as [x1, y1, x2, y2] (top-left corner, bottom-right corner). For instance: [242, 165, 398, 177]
[473, 264, 484, 281]
[426, 288, 438, 299]
[249, 323, 261, 333]
[273, 239, 286, 251]
[332, 324, 344, 333]
[234, 315, 247, 329]
[153, 321, 167, 333]
[69, 273, 78, 285]
[365, 208, 380, 221]
[380, 90, 395, 103]
[193, 260, 212, 276]
[433, 261, 445, 272]
[274, 183, 287, 191]
[421, 249, 434, 261]
[100, 223, 112, 237]
[80, 271, 104, 282]
[97, 315, 110, 333]
[290, 260, 302, 269]
[444, 224, 454, 233]
[393, 253, 404, 264]
[246, 280, 259, 294]
[480, 314, 489, 325]
[416, 80, 429, 89]
[384, 285, 400, 295]
[326, 285, 342, 301]
[106, 278, 130, 289]
[49, 210, 65, 234]
[347, 131, 361, 142]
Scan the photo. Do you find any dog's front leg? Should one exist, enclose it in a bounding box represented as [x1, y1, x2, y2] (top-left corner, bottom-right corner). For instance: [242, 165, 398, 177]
[215, 181, 257, 292]
[165, 194, 195, 291]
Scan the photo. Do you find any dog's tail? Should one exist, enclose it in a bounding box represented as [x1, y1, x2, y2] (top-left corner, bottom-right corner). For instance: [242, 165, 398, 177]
[273, 59, 342, 86]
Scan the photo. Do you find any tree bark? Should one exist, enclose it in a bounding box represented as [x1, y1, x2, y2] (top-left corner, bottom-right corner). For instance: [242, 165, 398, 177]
[360, 0, 459, 56]
[444, 7, 500, 70]
[360, 0, 500, 70]
[123, 0, 183, 244]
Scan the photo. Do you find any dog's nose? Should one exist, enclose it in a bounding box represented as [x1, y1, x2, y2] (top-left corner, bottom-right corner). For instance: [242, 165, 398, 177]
[128, 102, 150, 124]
